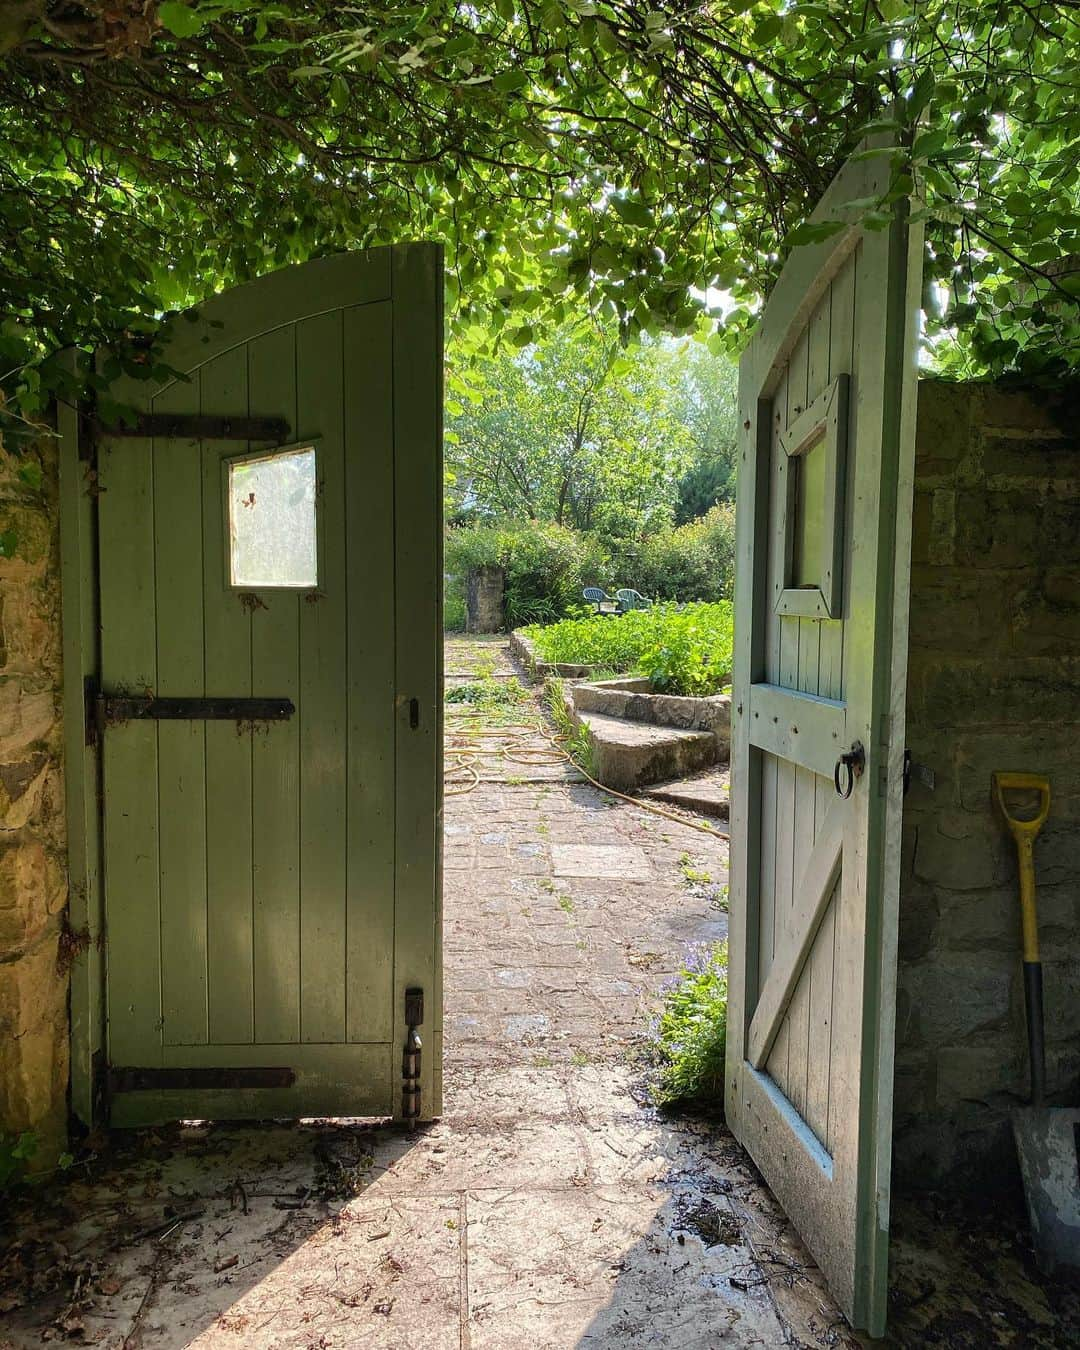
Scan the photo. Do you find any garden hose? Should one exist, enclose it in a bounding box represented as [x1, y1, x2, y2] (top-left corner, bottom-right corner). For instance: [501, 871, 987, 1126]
[443, 706, 730, 842]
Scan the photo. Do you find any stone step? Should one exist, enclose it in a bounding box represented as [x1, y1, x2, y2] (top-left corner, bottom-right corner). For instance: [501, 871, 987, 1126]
[575, 708, 719, 794]
[638, 770, 730, 820]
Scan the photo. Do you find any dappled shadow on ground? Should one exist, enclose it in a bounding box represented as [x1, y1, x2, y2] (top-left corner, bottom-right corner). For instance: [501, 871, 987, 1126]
[883, 1193, 1080, 1348]
[0, 1117, 445, 1348]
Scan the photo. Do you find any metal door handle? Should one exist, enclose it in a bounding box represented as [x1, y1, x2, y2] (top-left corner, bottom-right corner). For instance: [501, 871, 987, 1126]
[834, 741, 865, 799]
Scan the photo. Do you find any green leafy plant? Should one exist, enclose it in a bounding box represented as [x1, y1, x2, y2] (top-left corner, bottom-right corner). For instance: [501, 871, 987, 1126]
[0, 1131, 38, 1191]
[525, 601, 733, 697]
[444, 675, 526, 708]
[544, 677, 595, 777]
[0, 1131, 73, 1193]
[652, 942, 728, 1108]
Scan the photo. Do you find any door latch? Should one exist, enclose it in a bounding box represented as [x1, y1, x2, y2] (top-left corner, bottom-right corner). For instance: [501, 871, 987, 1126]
[401, 987, 423, 1128]
[834, 741, 866, 799]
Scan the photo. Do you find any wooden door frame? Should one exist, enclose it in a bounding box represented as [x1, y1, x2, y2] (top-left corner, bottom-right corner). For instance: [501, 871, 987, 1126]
[58, 245, 444, 1129]
[725, 150, 923, 1334]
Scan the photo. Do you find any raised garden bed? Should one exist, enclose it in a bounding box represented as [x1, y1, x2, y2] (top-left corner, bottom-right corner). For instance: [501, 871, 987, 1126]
[510, 628, 604, 681]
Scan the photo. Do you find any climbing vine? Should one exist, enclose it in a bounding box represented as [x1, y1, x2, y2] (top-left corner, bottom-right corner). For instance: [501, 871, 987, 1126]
[2, 1, 1079, 421]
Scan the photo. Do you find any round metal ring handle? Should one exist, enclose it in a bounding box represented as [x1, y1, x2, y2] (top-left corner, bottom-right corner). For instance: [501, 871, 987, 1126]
[834, 741, 866, 799]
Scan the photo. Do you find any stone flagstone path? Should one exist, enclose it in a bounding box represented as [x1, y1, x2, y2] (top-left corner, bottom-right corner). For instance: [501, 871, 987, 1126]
[0, 637, 848, 1350]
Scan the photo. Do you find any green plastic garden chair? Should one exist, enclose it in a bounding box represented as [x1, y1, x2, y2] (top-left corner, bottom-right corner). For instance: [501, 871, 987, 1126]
[583, 586, 618, 614]
[615, 588, 651, 613]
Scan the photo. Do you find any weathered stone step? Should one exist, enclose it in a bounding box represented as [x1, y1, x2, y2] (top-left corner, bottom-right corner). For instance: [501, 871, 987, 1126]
[638, 770, 731, 820]
[575, 708, 718, 793]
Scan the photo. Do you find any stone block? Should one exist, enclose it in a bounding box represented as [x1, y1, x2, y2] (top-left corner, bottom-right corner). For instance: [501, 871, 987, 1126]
[907, 566, 1011, 655]
[952, 726, 1080, 813]
[1005, 568, 1080, 655]
[934, 885, 1021, 955]
[0, 838, 65, 952]
[896, 876, 939, 963]
[915, 656, 1080, 729]
[914, 380, 973, 477]
[954, 490, 1080, 568]
[981, 433, 1079, 485]
[0, 931, 69, 1160]
[976, 383, 1080, 437]
[896, 952, 1013, 1046]
[911, 807, 1008, 891]
[935, 1043, 1025, 1106]
[909, 490, 933, 567]
[0, 678, 55, 757]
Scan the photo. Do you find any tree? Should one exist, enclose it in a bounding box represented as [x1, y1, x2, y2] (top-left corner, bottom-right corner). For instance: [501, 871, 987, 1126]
[668, 341, 739, 523]
[445, 322, 696, 537]
[3, 2, 1080, 425]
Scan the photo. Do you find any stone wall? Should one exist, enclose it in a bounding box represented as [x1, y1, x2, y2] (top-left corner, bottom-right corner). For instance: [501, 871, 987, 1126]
[0, 425, 69, 1161]
[893, 380, 1080, 1192]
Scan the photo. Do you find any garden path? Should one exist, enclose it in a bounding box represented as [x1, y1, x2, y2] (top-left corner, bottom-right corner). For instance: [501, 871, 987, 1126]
[0, 638, 846, 1349]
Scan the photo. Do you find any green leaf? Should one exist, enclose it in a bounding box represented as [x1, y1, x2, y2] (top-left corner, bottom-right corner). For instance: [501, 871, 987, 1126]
[493, 70, 528, 93]
[157, 2, 209, 38]
[17, 461, 43, 490]
[611, 196, 652, 228]
[784, 219, 846, 248]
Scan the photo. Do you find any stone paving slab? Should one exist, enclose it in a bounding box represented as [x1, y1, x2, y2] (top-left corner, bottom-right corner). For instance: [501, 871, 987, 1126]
[0, 638, 832, 1350]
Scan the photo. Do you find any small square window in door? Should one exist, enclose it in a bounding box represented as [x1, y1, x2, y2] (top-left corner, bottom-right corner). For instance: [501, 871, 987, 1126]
[774, 375, 848, 620]
[228, 444, 318, 589]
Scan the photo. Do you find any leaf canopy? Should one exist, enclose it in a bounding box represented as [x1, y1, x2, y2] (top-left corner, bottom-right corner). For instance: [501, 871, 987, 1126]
[2, 0, 1079, 420]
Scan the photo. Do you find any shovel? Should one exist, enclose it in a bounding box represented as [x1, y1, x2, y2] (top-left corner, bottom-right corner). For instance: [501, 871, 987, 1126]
[993, 771, 1080, 1274]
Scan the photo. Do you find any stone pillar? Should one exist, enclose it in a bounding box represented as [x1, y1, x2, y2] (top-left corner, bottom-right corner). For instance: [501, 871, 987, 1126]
[0, 426, 69, 1164]
[465, 564, 505, 633]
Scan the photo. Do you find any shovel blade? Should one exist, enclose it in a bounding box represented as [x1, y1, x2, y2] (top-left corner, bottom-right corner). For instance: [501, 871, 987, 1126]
[1012, 1105, 1080, 1274]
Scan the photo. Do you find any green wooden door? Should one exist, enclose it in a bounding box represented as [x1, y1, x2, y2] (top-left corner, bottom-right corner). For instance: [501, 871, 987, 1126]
[725, 150, 922, 1335]
[95, 247, 442, 1126]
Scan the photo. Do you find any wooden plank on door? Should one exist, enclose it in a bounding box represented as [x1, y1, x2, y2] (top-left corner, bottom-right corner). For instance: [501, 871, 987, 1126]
[391, 243, 443, 1118]
[153, 376, 209, 1046]
[297, 309, 348, 1044]
[99, 427, 161, 1068]
[248, 324, 302, 1045]
[344, 300, 396, 1046]
[201, 346, 255, 1044]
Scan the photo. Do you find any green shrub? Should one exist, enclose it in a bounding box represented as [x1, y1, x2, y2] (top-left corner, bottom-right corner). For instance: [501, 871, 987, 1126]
[523, 601, 733, 696]
[652, 942, 728, 1108]
[633, 503, 736, 604]
[444, 520, 596, 630]
[443, 507, 735, 634]
[443, 590, 466, 632]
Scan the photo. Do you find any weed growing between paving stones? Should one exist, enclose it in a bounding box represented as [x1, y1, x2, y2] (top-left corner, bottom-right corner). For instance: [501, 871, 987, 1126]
[544, 677, 596, 775]
[445, 675, 527, 709]
[651, 941, 728, 1109]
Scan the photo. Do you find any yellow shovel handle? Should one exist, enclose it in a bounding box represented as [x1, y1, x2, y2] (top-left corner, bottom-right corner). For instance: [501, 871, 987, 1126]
[992, 771, 1050, 963]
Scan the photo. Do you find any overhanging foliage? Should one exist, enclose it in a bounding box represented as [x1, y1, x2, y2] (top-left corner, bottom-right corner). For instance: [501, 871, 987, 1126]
[2, 1, 1079, 423]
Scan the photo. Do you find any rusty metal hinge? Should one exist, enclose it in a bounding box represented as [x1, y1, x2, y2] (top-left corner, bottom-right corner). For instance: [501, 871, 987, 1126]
[402, 987, 424, 1128]
[83, 411, 290, 444]
[109, 1066, 295, 1094]
[85, 686, 295, 744]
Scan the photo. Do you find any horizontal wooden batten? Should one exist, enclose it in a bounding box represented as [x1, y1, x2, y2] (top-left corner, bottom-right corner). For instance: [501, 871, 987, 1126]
[747, 683, 846, 777]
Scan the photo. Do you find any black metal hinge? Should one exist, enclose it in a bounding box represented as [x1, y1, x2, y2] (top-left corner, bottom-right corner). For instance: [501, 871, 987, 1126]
[109, 1066, 296, 1094]
[84, 412, 290, 444]
[85, 681, 295, 745]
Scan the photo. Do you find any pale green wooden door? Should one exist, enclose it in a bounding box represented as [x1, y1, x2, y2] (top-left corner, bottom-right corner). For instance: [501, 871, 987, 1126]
[725, 151, 922, 1335]
[96, 247, 442, 1127]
